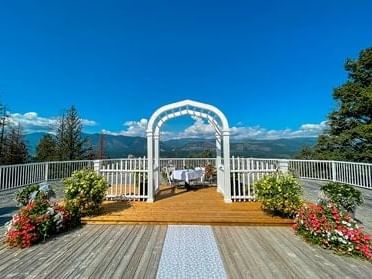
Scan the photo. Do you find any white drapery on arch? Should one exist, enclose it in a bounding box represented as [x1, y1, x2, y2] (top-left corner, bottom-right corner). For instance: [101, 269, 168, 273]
[146, 100, 231, 202]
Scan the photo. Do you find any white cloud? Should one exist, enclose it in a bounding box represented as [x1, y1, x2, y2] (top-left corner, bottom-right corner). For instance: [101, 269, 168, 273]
[8, 112, 96, 134]
[175, 117, 215, 139]
[102, 117, 327, 140]
[81, 119, 97, 127]
[230, 121, 328, 140]
[102, 118, 148, 137]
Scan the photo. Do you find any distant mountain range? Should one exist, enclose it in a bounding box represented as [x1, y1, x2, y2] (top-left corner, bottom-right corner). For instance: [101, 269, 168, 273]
[25, 132, 317, 159]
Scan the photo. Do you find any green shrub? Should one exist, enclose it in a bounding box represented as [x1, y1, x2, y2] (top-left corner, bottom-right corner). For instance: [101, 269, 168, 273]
[15, 184, 39, 206]
[321, 182, 363, 213]
[254, 172, 303, 218]
[15, 183, 56, 206]
[63, 169, 108, 216]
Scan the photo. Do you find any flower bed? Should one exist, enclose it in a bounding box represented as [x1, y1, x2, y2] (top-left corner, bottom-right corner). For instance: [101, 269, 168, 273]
[5, 183, 78, 248]
[294, 202, 372, 261]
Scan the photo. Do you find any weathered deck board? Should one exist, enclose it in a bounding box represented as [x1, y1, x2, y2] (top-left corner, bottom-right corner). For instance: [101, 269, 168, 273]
[213, 226, 372, 279]
[0, 225, 371, 278]
[82, 186, 294, 226]
[0, 225, 167, 279]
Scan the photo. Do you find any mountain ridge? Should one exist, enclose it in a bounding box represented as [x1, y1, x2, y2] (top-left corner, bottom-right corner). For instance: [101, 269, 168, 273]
[25, 132, 317, 159]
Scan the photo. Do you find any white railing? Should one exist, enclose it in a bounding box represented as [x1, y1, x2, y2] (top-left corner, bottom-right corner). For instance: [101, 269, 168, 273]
[230, 157, 278, 201]
[1, 158, 371, 201]
[289, 159, 372, 189]
[0, 160, 93, 191]
[98, 158, 148, 200]
[289, 160, 333, 181]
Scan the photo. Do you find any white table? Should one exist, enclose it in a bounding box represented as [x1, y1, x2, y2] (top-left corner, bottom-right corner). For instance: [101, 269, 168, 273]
[171, 168, 204, 183]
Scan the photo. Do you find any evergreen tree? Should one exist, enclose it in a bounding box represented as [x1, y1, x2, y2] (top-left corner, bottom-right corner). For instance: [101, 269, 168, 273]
[0, 102, 9, 163]
[56, 106, 92, 160]
[36, 134, 58, 161]
[3, 125, 28, 164]
[294, 146, 314, 159]
[299, 48, 372, 162]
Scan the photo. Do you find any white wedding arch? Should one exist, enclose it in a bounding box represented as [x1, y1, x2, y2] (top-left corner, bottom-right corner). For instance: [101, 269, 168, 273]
[146, 100, 231, 202]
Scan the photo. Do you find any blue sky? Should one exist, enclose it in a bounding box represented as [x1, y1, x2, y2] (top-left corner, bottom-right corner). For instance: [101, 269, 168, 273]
[1, 1, 371, 139]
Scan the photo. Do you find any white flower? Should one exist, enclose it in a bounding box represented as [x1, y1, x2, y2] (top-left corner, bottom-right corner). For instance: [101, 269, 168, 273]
[46, 207, 55, 215]
[53, 212, 63, 222]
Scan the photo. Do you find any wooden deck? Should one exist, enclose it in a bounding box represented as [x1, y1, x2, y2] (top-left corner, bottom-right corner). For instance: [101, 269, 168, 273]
[214, 226, 372, 278]
[82, 185, 294, 225]
[0, 225, 167, 279]
[1, 225, 371, 278]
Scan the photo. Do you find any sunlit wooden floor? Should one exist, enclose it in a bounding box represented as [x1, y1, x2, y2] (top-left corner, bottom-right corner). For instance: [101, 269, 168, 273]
[82, 185, 294, 225]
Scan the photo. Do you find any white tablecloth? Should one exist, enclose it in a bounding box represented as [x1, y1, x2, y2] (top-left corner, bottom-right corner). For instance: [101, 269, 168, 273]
[171, 169, 204, 183]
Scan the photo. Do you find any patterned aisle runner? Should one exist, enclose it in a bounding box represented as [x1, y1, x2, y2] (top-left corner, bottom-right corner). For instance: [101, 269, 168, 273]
[156, 225, 227, 279]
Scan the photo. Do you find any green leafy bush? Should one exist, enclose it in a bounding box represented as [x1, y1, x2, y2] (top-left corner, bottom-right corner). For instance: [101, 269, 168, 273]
[321, 182, 363, 213]
[254, 172, 303, 218]
[15, 183, 56, 206]
[64, 169, 108, 216]
[15, 184, 39, 206]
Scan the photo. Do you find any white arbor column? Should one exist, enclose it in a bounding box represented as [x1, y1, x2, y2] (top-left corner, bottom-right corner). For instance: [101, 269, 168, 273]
[154, 133, 160, 193]
[215, 133, 222, 193]
[146, 131, 154, 203]
[222, 130, 232, 203]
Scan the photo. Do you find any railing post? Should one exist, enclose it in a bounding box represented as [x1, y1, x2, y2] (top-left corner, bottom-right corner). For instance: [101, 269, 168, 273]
[147, 131, 154, 203]
[332, 161, 337, 182]
[278, 159, 289, 173]
[223, 130, 231, 203]
[44, 162, 49, 182]
[94, 160, 102, 175]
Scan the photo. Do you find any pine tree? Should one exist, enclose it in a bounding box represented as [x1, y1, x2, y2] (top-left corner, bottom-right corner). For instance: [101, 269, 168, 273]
[36, 134, 58, 161]
[3, 125, 28, 164]
[299, 47, 372, 162]
[0, 103, 9, 163]
[97, 132, 106, 159]
[55, 106, 92, 160]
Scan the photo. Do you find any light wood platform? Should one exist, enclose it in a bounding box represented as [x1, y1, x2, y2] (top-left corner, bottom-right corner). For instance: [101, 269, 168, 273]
[82, 185, 294, 225]
[214, 226, 372, 278]
[0, 225, 167, 278]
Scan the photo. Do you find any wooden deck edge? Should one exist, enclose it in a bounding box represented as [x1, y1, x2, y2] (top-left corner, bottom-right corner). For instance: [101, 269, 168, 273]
[81, 220, 294, 226]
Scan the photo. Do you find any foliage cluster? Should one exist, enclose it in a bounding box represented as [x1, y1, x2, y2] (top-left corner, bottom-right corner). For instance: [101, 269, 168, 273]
[64, 169, 108, 216]
[298, 47, 372, 162]
[254, 172, 303, 218]
[320, 182, 363, 213]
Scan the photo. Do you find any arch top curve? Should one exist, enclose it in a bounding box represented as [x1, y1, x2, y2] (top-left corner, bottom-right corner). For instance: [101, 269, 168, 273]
[146, 99, 230, 134]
